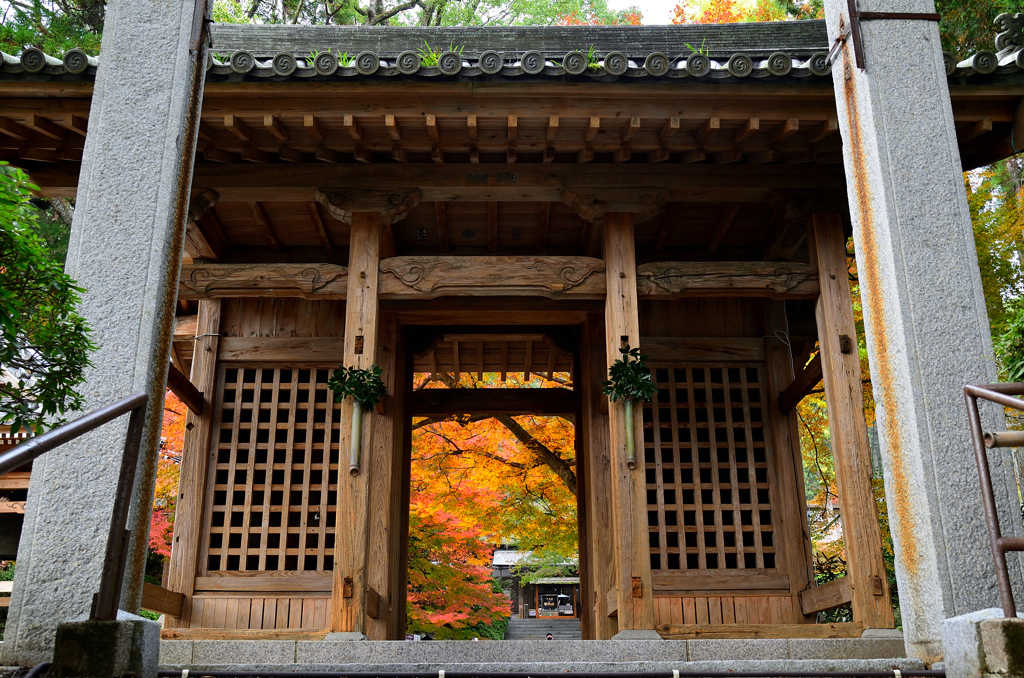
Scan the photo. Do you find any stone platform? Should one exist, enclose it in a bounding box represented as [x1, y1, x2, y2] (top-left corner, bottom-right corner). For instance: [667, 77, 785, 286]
[160, 637, 922, 673]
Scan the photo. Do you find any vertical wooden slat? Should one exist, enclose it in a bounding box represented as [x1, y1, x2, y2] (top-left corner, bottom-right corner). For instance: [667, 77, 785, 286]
[238, 368, 264, 571]
[260, 369, 282, 570]
[250, 599, 264, 629]
[703, 370, 725, 570]
[763, 300, 815, 621]
[276, 598, 290, 629]
[289, 597, 303, 628]
[695, 596, 709, 624]
[668, 367, 684, 573]
[280, 369, 299, 570]
[682, 597, 696, 624]
[687, 369, 706, 570]
[721, 596, 735, 624]
[333, 211, 383, 633]
[299, 369, 316, 573]
[604, 212, 655, 631]
[189, 598, 205, 628]
[708, 595, 723, 624]
[263, 598, 277, 629]
[167, 300, 222, 628]
[650, 368, 667, 572]
[225, 598, 240, 629]
[809, 214, 894, 629]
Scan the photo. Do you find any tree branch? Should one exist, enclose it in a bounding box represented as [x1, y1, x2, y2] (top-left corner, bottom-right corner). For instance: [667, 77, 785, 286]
[369, 0, 421, 24]
[494, 414, 577, 497]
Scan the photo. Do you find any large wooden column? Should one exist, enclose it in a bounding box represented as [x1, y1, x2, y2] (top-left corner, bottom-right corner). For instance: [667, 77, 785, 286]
[809, 213, 894, 628]
[581, 313, 617, 638]
[332, 212, 383, 634]
[166, 299, 221, 628]
[603, 212, 655, 632]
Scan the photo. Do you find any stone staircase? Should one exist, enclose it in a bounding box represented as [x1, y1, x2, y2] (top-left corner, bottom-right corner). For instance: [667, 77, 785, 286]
[504, 617, 582, 640]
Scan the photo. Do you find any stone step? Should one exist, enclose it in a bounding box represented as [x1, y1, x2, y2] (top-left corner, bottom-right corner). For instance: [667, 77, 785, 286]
[160, 637, 911, 668]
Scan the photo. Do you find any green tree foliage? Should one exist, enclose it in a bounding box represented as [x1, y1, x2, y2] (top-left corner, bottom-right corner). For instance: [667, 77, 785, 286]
[0, 163, 94, 433]
[0, 1, 102, 56]
[937, 0, 1024, 56]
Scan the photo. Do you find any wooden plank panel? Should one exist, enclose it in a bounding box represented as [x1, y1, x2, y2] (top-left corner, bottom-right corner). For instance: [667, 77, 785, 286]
[810, 214, 894, 629]
[189, 597, 205, 628]
[194, 574, 333, 592]
[799, 576, 853, 615]
[721, 596, 735, 624]
[161, 628, 330, 641]
[640, 337, 765, 363]
[276, 598, 291, 629]
[708, 596, 723, 625]
[656, 622, 865, 639]
[289, 597, 303, 628]
[263, 598, 277, 630]
[218, 337, 346, 362]
[682, 597, 696, 624]
[142, 583, 185, 617]
[250, 599, 264, 629]
[695, 596, 709, 624]
[167, 300, 222, 628]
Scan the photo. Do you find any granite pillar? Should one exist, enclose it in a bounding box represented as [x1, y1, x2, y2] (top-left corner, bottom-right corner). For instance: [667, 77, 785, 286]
[824, 0, 1023, 662]
[1, 0, 208, 666]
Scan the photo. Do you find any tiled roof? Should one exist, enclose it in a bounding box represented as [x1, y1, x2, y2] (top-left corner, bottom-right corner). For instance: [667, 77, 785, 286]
[0, 18, 1020, 83]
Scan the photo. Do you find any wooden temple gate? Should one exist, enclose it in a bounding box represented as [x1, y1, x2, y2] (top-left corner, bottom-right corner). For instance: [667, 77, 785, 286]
[11, 19, 1014, 640]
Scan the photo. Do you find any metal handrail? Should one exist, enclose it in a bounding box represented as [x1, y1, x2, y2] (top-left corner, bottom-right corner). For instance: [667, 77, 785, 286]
[964, 382, 1024, 618]
[0, 392, 149, 621]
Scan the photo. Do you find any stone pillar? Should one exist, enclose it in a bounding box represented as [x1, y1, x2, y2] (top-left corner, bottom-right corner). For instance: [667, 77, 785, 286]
[824, 0, 1023, 661]
[1, 0, 207, 666]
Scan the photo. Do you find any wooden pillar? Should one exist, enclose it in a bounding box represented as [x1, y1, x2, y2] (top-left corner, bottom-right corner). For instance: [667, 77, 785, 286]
[166, 299, 221, 628]
[582, 313, 617, 638]
[809, 213, 895, 628]
[332, 212, 382, 634]
[762, 300, 814, 621]
[603, 212, 655, 632]
[365, 313, 404, 639]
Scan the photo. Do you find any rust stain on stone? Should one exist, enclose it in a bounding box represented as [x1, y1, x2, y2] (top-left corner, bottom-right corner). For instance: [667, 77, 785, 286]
[840, 45, 920, 576]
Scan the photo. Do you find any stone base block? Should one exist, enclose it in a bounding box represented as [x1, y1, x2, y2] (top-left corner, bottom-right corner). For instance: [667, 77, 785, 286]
[324, 632, 368, 641]
[53, 611, 160, 678]
[942, 607, 1024, 678]
[611, 630, 663, 640]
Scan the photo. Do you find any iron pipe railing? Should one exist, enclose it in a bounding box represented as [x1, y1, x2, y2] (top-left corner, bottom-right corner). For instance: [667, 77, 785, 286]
[0, 392, 149, 621]
[964, 382, 1024, 618]
[156, 671, 944, 678]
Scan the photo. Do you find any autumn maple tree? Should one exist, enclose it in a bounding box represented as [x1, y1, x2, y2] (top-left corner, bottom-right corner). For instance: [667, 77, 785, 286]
[151, 390, 185, 559]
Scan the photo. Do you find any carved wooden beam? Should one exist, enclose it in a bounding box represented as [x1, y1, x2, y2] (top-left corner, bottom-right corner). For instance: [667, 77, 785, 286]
[378, 256, 607, 300]
[178, 260, 819, 302]
[561, 188, 668, 225]
[167, 362, 204, 415]
[779, 352, 823, 412]
[178, 263, 348, 300]
[636, 261, 819, 300]
[314, 188, 422, 226]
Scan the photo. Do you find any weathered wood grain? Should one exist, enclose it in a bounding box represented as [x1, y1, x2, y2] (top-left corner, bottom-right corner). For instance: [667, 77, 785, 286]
[636, 262, 818, 300]
[142, 583, 186, 617]
[378, 256, 606, 300]
[810, 214, 894, 629]
[217, 337, 346, 362]
[179, 264, 348, 300]
[799, 576, 853, 615]
[656, 622, 864, 639]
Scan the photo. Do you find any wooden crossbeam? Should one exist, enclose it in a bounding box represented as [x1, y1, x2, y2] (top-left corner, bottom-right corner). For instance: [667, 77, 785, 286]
[306, 201, 332, 251]
[435, 201, 449, 253]
[61, 114, 88, 136]
[384, 114, 401, 141]
[167, 362, 203, 415]
[248, 201, 280, 250]
[779, 352, 823, 412]
[707, 203, 741, 252]
[809, 118, 838, 144]
[734, 118, 759, 142]
[654, 202, 681, 251]
[304, 114, 325, 140]
[410, 388, 575, 417]
[546, 116, 559, 142]
[264, 115, 288, 141]
[623, 116, 640, 141]
[586, 116, 600, 141]
[697, 117, 720, 143]
[660, 117, 680, 142]
[488, 201, 498, 252]
[537, 201, 551, 253]
[315, 146, 340, 163]
[657, 622, 864, 640]
[343, 114, 362, 141]
[25, 114, 66, 140]
[239, 147, 269, 163]
[680, 149, 706, 163]
[467, 114, 478, 142]
[799, 575, 852, 616]
[507, 115, 518, 143]
[0, 117, 32, 140]
[141, 582, 185, 618]
[224, 114, 250, 141]
[962, 117, 993, 142]
[425, 114, 439, 142]
[772, 118, 800, 144]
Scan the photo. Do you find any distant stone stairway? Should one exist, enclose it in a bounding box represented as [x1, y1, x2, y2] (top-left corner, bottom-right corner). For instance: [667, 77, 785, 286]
[503, 617, 582, 640]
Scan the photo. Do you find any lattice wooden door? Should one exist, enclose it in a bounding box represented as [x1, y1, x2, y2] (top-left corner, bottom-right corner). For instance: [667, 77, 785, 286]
[192, 364, 340, 629]
[642, 363, 804, 625]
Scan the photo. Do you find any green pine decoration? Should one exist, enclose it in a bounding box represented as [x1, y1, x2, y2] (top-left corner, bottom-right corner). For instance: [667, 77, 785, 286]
[328, 364, 387, 476]
[602, 345, 656, 469]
